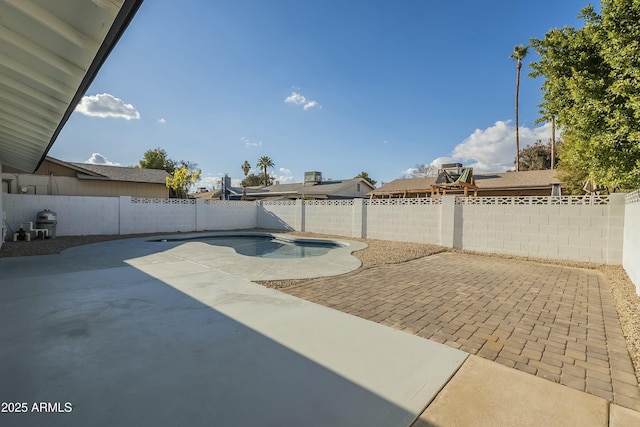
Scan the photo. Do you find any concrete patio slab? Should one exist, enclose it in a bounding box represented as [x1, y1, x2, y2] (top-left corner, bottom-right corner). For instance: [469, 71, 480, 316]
[610, 404, 640, 427]
[415, 355, 609, 427]
[0, 236, 466, 427]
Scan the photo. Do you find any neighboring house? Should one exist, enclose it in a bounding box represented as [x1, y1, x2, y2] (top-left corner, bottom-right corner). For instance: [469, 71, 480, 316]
[244, 171, 376, 200]
[2, 157, 171, 198]
[369, 169, 564, 198]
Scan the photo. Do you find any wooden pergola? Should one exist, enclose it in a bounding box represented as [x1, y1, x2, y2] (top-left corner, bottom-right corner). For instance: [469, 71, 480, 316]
[431, 167, 478, 197]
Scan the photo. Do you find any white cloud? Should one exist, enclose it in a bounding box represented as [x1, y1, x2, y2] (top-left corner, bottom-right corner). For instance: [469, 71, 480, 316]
[85, 153, 120, 166]
[157, 118, 166, 123]
[285, 92, 321, 110]
[199, 175, 220, 190]
[75, 93, 140, 120]
[272, 167, 294, 184]
[241, 136, 262, 147]
[285, 92, 306, 105]
[303, 100, 319, 110]
[411, 121, 553, 174]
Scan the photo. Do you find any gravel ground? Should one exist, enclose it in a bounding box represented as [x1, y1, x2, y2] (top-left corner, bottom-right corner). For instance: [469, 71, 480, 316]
[2, 231, 639, 383]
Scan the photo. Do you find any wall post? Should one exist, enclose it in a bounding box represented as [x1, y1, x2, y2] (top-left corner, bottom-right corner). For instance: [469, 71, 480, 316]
[352, 198, 365, 238]
[295, 199, 304, 231]
[439, 195, 457, 248]
[118, 196, 131, 235]
[606, 193, 626, 264]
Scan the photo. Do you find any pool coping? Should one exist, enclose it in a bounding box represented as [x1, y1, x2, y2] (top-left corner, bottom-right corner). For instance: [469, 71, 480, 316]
[131, 231, 369, 281]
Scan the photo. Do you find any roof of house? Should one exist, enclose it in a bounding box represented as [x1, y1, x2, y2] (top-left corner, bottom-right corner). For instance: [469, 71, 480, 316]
[251, 178, 375, 197]
[370, 170, 562, 195]
[68, 162, 171, 184]
[0, 0, 144, 173]
[191, 189, 222, 199]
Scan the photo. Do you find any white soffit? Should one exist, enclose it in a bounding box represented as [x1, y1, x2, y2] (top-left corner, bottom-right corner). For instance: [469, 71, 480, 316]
[0, 0, 143, 172]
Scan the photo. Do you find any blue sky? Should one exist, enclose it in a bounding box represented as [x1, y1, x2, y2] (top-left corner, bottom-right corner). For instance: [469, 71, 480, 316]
[51, 0, 596, 189]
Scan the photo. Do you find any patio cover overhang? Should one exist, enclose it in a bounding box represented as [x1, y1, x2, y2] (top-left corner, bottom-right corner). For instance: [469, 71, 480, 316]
[0, 0, 144, 173]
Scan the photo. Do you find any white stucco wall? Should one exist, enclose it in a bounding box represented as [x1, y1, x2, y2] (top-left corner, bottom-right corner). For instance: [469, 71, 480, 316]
[623, 191, 640, 293]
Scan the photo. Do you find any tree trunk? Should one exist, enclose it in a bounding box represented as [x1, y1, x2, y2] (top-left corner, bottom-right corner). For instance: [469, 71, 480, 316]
[515, 61, 521, 172]
[551, 116, 556, 170]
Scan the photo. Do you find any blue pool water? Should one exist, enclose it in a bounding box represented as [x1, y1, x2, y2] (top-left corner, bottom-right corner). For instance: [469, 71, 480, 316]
[151, 235, 344, 259]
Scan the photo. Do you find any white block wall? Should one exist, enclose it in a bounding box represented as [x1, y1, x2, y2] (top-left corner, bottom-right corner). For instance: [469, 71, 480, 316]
[364, 201, 441, 244]
[196, 200, 257, 231]
[304, 201, 354, 236]
[458, 195, 625, 264]
[623, 191, 640, 293]
[119, 197, 196, 234]
[2, 195, 258, 237]
[3, 194, 120, 236]
[257, 201, 297, 230]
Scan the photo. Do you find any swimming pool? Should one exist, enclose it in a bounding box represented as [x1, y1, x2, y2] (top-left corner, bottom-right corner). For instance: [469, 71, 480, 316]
[151, 234, 345, 259]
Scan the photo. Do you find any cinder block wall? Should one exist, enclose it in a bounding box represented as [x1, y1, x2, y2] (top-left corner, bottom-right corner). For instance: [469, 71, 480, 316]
[304, 200, 354, 236]
[364, 200, 442, 244]
[2, 195, 258, 236]
[458, 196, 625, 264]
[196, 200, 258, 231]
[257, 201, 297, 230]
[119, 197, 196, 234]
[623, 191, 640, 293]
[3, 194, 120, 236]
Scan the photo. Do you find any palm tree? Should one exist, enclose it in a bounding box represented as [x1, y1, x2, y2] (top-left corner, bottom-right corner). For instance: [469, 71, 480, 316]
[256, 156, 274, 187]
[241, 160, 251, 199]
[510, 44, 529, 172]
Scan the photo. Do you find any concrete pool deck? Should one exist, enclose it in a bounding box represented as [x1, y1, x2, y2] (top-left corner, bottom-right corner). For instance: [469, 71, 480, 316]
[0, 232, 367, 281]
[1, 234, 639, 426]
[0, 233, 463, 426]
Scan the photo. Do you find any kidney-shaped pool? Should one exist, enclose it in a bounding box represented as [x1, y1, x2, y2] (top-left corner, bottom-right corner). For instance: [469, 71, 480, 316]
[150, 234, 345, 259]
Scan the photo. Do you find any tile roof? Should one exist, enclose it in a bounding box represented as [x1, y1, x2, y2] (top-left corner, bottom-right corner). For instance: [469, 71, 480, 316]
[252, 178, 375, 196]
[371, 170, 561, 194]
[69, 162, 171, 184]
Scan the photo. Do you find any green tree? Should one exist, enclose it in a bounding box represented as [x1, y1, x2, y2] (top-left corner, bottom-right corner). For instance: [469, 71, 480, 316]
[256, 156, 274, 187]
[517, 139, 560, 171]
[354, 171, 377, 187]
[241, 173, 264, 187]
[138, 148, 176, 173]
[510, 44, 529, 172]
[530, 1, 640, 192]
[165, 161, 202, 199]
[241, 161, 251, 199]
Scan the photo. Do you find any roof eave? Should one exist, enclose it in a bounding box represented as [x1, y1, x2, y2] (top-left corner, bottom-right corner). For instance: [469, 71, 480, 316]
[33, 0, 145, 172]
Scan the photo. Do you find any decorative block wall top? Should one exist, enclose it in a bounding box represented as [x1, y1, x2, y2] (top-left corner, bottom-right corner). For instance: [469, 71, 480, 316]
[203, 200, 256, 206]
[306, 200, 354, 206]
[364, 198, 442, 206]
[456, 195, 610, 206]
[626, 190, 640, 204]
[131, 197, 195, 204]
[261, 200, 296, 206]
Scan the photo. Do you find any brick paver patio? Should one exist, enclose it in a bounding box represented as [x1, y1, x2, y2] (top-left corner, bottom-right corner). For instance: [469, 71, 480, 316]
[283, 252, 640, 410]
